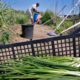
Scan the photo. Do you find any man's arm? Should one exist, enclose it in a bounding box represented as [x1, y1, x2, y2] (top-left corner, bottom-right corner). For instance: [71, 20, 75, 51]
[32, 8, 40, 13]
[32, 4, 40, 13]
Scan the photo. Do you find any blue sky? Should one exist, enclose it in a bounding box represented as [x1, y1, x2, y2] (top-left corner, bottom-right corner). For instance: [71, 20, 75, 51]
[3, 0, 80, 15]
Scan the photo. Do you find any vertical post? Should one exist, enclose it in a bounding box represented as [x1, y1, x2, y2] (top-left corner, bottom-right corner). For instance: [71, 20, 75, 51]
[51, 41, 56, 56]
[31, 40, 35, 56]
[30, 39, 32, 41]
[73, 38, 76, 57]
[79, 42, 80, 57]
[12, 46, 16, 59]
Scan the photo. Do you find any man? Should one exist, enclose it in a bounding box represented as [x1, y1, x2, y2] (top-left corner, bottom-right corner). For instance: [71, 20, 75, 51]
[29, 3, 42, 24]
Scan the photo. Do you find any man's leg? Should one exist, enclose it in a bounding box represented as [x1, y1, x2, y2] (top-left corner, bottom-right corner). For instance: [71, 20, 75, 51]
[36, 14, 42, 24]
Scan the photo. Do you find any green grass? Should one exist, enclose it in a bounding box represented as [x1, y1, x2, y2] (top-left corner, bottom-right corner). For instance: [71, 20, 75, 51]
[0, 56, 80, 80]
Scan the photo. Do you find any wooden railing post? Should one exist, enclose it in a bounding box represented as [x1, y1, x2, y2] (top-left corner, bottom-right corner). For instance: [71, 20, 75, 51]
[73, 38, 76, 57]
[79, 43, 80, 57]
[31, 41, 35, 56]
[51, 41, 56, 56]
[12, 46, 16, 59]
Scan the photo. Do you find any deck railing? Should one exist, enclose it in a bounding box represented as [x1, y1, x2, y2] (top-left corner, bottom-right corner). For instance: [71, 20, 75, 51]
[0, 33, 80, 64]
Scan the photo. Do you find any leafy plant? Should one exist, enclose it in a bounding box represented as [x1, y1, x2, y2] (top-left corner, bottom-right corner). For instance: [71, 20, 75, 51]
[15, 13, 29, 24]
[0, 1, 29, 44]
[0, 1, 15, 44]
[0, 56, 80, 80]
[41, 11, 55, 25]
[1, 32, 10, 44]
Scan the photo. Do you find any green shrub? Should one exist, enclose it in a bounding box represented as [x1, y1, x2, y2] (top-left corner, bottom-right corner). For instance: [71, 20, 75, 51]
[1, 32, 10, 44]
[41, 11, 54, 25]
[63, 21, 73, 29]
[0, 1, 29, 44]
[15, 13, 29, 24]
[0, 1, 15, 44]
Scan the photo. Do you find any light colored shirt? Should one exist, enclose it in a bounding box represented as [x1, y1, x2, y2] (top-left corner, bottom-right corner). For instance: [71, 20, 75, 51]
[32, 4, 37, 10]
[29, 4, 38, 19]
